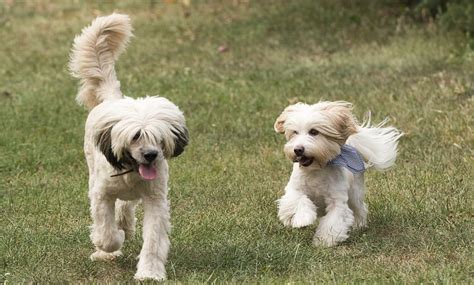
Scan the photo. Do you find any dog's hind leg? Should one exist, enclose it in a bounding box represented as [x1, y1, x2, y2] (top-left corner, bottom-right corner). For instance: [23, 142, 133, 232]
[348, 174, 368, 229]
[116, 199, 139, 240]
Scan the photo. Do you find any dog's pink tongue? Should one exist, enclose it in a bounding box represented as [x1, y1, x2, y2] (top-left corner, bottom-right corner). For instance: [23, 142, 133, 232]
[138, 164, 157, 180]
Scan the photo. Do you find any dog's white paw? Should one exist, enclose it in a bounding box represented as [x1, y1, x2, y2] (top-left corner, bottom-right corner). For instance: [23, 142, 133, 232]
[313, 236, 339, 247]
[280, 214, 316, 228]
[290, 209, 317, 228]
[134, 271, 166, 281]
[92, 229, 125, 253]
[352, 219, 367, 230]
[279, 212, 316, 228]
[279, 211, 294, 227]
[313, 228, 348, 247]
[278, 195, 317, 228]
[90, 249, 123, 261]
[280, 211, 316, 228]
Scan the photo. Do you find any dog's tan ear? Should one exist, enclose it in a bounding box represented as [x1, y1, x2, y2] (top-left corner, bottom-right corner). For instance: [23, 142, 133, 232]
[274, 113, 287, 134]
[316, 101, 358, 141]
[274, 103, 303, 134]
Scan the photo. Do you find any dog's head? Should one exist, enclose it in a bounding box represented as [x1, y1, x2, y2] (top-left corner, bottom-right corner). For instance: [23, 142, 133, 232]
[91, 96, 188, 180]
[274, 101, 357, 169]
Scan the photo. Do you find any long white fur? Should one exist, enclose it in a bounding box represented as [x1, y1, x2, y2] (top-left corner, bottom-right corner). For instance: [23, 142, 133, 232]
[88, 97, 185, 160]
[275, 101, 401, 247]
[70, 14, 187, 281]
[344, 111, 403, 171]
[346, 121, 402, 171]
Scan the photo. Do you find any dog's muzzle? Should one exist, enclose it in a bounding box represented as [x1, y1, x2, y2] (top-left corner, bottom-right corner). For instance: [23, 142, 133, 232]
[294, 155, 314, 167]
[293, 146, 314, 167]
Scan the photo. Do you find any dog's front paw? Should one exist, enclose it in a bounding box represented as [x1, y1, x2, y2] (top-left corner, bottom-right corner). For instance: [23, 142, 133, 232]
[279, 210, 316, 228]
[92, 229, 125, 253]
[353, 219, 367, 230]
[313, 227, 348, 247]
[278, 210, 294, 227]
[278, 195, 317, 228]
[134, 270, 166, 281]
[313, 235, 339, 247]
[290, 209, 317, 228]
[90, 249, 123, 261]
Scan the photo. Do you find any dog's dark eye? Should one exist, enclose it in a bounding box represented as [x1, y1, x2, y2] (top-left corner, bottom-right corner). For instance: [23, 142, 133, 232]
[309, 129, 319, 136]
[132, 131, 140, 141]
[293, 130, 299, 135]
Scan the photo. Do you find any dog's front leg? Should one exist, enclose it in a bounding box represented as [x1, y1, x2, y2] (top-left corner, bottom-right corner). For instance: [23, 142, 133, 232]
[89, 192, 125, 260]
[278, 187, 317, 228]
[134, 197, 170, 281]
[313, 197, 354, 247]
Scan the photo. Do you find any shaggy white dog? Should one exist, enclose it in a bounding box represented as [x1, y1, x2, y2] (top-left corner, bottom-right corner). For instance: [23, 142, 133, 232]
[69, 14, 188, 281]
[274, 101, 401, 247]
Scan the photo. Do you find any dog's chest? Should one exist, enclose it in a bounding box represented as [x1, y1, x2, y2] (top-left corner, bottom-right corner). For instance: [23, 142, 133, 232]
[292, 167, 326, 195]
[115, 185, 142, 200]
[296, 166, 348, 199]
[101, 176, 146, 200]
[302, 174, 329, 198]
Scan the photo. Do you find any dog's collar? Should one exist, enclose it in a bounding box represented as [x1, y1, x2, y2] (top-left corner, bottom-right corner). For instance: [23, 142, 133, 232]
[327, 144, 365, 173]
[110, 169, 134, 177]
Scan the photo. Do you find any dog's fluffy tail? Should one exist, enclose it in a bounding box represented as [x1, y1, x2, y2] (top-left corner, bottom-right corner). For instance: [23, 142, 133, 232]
[69, 13, 132, 109]
[346, 113, 403, 171]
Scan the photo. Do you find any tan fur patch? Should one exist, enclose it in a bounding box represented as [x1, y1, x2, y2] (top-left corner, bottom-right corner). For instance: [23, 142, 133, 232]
[274, 103, 305, 133]
[314, 101, 358, 144]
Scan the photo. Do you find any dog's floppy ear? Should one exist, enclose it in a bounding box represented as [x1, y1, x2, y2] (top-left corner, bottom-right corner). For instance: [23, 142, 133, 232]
[274, 113, 287, 134]
[171, 125, 189, 157]
[274, 103, 303, 133]
[96, 126, 124, 170]
[317, 101, 358, 141]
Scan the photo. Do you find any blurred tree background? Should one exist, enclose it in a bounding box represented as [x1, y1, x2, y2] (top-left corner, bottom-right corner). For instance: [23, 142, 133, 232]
[396, 0, 474, 48]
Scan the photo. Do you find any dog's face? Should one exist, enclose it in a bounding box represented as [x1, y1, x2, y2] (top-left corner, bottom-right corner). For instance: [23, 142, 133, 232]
[92, 96, 188, 180]
[274, 101, 357, 169]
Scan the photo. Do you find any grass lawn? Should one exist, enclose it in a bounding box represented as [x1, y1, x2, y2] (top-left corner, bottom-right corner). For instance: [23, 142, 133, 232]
[1, 0, 472, 283]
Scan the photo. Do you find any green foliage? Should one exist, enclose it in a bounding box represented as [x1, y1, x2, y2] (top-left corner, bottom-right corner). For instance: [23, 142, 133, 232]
[398, 0, 474, 47]
[439, 1, 474, 47]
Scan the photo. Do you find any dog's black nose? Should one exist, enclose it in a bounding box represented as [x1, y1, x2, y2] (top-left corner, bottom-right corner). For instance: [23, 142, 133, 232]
[294, 146, 305, 156]
[143, 151, 158, 162]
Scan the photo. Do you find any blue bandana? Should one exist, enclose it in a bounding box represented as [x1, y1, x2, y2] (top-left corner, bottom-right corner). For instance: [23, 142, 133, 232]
[327, 144, 365, 173]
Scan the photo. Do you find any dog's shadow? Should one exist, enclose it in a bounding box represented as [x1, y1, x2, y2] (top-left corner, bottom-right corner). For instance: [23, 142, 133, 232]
[167, 240, 304, 280]
[165, 226, 367, 280]
[107, 211, 406, 281]
[170, 215, 410, 278]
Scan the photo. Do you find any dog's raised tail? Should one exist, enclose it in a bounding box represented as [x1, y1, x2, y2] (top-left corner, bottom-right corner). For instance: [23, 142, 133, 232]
[69, 13, 132, 109]
[346, 113, 402, 171]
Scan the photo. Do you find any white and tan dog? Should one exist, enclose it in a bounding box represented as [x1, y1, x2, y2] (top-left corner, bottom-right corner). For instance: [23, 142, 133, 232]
[69, 14, 188, 280]
[274, 101, 401, 247]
